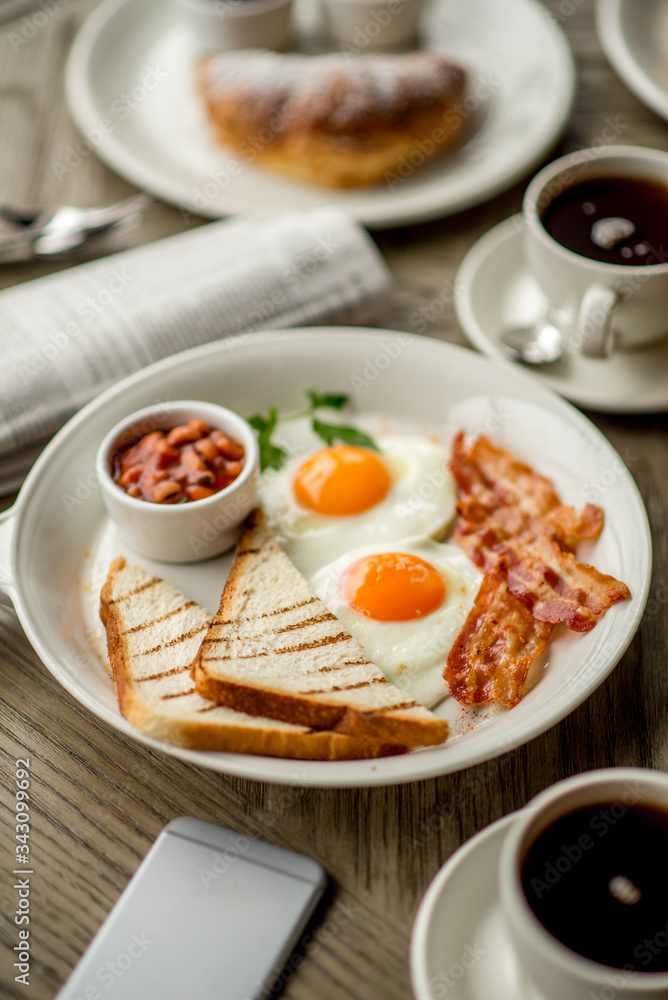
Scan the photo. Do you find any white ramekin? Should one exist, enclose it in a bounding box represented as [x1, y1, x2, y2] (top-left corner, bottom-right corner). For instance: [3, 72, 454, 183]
[95, 399, 258, 563]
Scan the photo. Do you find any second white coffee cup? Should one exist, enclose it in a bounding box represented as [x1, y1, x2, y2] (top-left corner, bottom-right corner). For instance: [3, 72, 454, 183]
[499, 768, 668, 1000]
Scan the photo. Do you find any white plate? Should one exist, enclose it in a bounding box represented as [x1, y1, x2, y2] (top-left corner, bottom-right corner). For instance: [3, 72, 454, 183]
[597, 0, 668, 122]
[0, 329, 651, 787]
[455, 215, 668, 414]
[411, 814, 525, 1000]
[63, 0, 575, 229]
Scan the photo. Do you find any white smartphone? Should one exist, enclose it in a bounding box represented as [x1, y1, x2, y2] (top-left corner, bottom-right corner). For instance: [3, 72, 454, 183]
[57, 817, 327, 1000]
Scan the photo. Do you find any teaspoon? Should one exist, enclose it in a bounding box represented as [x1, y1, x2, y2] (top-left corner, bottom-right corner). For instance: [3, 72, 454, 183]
[500, 315, 564, 365]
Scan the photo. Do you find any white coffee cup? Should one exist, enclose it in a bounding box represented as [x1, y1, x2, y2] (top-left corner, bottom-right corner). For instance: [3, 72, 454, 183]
[323, 0, 426, 51]
[175, 0, 294, 54]
[499, 768, 668, 1000]
[524, 146, 668, 358]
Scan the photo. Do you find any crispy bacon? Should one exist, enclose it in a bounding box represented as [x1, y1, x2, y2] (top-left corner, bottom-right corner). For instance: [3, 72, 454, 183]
[542, 503, 603, 549]
[445, 571, 553, 709]
[445, 433, 631, 707]
[450, 431, 561, 520]
[501, 531, 630, 632]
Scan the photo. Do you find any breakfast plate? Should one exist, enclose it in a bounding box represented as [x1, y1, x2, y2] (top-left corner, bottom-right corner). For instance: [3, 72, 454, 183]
[63, 0, 574, 229]
[0, 329, 651, 787]
[455, 215, 668, 414]
[597, 0, 668, 123]
[411, 814, 525, 1000]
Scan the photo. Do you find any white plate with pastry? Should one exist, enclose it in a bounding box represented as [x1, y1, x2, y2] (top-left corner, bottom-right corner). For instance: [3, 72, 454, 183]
[64, 0, 575, 228]
[0, 329, 651, 786]
[597, 0, 668, 123]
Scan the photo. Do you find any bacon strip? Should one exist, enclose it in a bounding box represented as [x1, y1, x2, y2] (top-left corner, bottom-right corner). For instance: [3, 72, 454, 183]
[500, 531, 631, 633]
[450, 433, 628, 629]
[450, 432, 561, 520]
[445, 571, 553, 709]
[445, 433, 631, 707]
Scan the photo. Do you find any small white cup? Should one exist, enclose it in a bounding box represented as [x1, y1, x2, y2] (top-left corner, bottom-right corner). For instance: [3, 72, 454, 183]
[524, 145, 668, 358]
[323, 0, 425, 52]
[175, 0, 293, 53]
[96, 400, 258, 564]
[499, 768, 668, 1000]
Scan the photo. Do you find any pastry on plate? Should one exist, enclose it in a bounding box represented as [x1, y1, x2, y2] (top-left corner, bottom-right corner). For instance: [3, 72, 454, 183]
[197, 48, 468, 188]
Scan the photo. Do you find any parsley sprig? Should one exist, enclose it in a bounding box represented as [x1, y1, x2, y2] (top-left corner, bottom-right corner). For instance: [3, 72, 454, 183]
[248, 391, 378, 472]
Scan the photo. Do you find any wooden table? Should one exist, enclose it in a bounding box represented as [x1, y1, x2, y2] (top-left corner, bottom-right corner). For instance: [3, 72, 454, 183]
[1, 1, 666, 997]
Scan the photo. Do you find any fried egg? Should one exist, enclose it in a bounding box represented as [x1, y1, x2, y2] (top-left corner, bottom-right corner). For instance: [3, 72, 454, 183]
[310, 539, 482, 707]
[260, 435, 457, 577]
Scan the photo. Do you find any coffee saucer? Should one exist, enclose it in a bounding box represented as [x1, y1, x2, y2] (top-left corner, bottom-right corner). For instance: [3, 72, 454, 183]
[455, 215, 668, 414]
[411, 814, 536, 1000]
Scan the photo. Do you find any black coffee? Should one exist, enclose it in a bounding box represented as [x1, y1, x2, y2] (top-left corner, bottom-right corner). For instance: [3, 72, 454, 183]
[540, 177, 668, 266]
[521, 802, 668, 971]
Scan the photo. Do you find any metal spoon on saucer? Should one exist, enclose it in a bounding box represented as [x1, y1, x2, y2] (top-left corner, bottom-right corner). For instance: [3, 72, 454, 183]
[500, 217, 637, 365]
[500, 313, 564, 365]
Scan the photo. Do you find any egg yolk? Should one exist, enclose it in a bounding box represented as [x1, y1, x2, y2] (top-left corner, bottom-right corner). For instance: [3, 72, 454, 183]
[343, 552, 446, 621]
[293, 445, 391, 516]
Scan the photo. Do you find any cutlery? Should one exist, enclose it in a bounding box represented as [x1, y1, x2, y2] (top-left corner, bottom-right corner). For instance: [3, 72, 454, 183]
[0, 192, 151, 261]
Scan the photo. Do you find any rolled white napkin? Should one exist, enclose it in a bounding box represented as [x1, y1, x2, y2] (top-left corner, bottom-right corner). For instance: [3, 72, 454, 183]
[0, 208, 392, 493]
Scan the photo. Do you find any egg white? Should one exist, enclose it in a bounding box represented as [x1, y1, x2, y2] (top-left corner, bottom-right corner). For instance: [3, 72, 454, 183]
[310, 538, 483, 708]
[260, 435, 457, 578]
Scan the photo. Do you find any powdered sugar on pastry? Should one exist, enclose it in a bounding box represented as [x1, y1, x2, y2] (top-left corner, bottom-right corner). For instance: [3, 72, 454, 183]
[198, 49, 468, 187]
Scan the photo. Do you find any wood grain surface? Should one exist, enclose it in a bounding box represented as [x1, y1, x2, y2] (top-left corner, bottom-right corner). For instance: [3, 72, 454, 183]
[1, 1, 667, 997]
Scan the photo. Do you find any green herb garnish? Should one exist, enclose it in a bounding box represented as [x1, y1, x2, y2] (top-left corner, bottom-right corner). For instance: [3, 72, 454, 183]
[247, 409, 288, 472]
[311, 419, 378, 452]
[248, 392, 378, 472]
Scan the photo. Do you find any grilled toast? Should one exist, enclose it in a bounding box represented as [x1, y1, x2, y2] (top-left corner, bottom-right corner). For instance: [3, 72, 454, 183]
[191, 510, 449, 748]
[100, 558, 408, 760]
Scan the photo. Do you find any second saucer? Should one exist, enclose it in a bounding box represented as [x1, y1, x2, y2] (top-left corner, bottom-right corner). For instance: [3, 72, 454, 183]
[454, 215, 668, 414]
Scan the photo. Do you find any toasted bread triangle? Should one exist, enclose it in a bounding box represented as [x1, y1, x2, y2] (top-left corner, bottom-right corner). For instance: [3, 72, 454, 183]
[100, 558, 408, 761]
[191, 510, 449, 748]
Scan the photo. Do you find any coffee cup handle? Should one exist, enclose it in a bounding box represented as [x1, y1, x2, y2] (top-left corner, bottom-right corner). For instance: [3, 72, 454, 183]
[576, 284, 618, 358]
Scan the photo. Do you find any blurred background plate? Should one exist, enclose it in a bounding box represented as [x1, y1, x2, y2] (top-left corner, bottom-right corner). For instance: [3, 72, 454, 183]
[64, 0, 575, 229]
